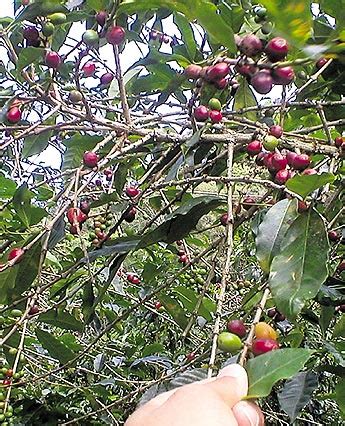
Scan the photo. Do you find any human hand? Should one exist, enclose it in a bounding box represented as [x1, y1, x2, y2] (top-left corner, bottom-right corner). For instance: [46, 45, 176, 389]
[125, 364, 264, 426]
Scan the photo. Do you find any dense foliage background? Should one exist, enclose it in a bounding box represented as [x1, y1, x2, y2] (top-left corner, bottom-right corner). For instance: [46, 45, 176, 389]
[0, 0, 344, 424]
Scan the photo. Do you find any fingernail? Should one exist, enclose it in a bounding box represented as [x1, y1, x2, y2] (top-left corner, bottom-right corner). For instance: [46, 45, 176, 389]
[233, 401, 262, 426]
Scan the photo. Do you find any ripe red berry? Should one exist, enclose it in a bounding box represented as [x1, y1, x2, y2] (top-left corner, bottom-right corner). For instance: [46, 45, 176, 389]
[8, 248, 24, 264]
[286, 151, 297, 166]
[251, 71, 273, 94]
[83, 151, 98, 168]
[338, 261, 345, 272]
[274, 169, 291, 184]
[298, 200, 309, 213]
[184, 64, 202, 79]
[131, 276, 140, 285]
[100, 72, 114, 86]
[23, 26, 39, 41]
[125, 186, 140, 197]
[194, 105, 209, 121]
[269, 125, 283, 138]
[265, 37, 289, 61]
[247, 140, 262, 156]
[328, 230, 339, 242]
[186, 352, 196, 361]
[214, 78, 228, 90]
[179, 254, 189, 264]
[124, 206, 136, 223]
[235, 64, 257, 77]
[67, 207, 87, 224]
[82, 62, 96, 77]
[29, 305, 39, 315]
[206, 63, 229, 81]
[263, 152, 275, 172]
[335, 136, 344, 148]
[291, 153, 310, 170]
[96, 10, 107, 27]
[242, 196, 255, 210]
[45, 51, 61, 69]
[239, 34, 263, 57]
[80, 200, 90, 214]
[302, 168, 317, 175]
[316, 57, 328, 69]
[271, 153, 287, 171]
[209, 110, 222, 123]
[227, 319, 247, 338]
[155, 301, 162, 310]
[106, 26, 126, 45]
[272, 66, 295, 85]
[2, 379, 11, 386]
[220, 213, 228, 226]
[252, 338, 279, 355]
[6, 107, 21, 124]
[255, 151, 266, 166]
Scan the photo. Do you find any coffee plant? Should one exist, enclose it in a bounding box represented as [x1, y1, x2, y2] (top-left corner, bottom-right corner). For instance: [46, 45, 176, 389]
[0, 0, 344, 424]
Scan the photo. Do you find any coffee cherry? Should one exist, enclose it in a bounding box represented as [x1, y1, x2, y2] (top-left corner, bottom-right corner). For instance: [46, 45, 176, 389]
[194, 105, 209, 122]
[82, 62, 96, 77]
[328, 230, 340, 242]
[271, 153, 287, 170]
[23, 26, 39, 41]
[251, 71, 273, 94]
[8, 248, 24, 264]
[252, 338, 279, 355]
[106, 26, 126, 45]
[269, 125, 283, 138]
[217, 331, 242, 353]
[265, 37, 289, 61]
[338, 261, 345, 272]
[267, 308, 277, 318]
[208, 98, 222, 111]
[272, 66, 295, 85]
[2, 379, 11, 386]
[80, 200, 90, 214]
[286, 151, 297, 166]
[255, 322, 277, 340]
[10, 309, 22, 318]
[239, 34, 263, 57]
[316, 57, 328, 69]
[42, 22, 55, 37]
[215, 78, 229, 90]
[275, 312, 286, 322]
[206, 62, 229, 81]
[125, 186, 140, 197]
[155, 301, 162, 310]
[67, 207, 87, 224]
[247, 140, 262, 156]
[227, 319, 247, 338]
[179, 254, 189, 264]
[263, 135, 278, 151]
[291, 153, 310, 170]
[6, 107, 21, 124]
[339, 304, 345, 313]
[149, 30, 158, 40]
[186, 352, 196, 361]
[235, 64, 257, 77]
[335, 136, 344, 148]
[96, 10, 107, 27]
[302, 168, 317, 175]
[83, 151, 98, 168]
[29, 305, 39, 315]
[69, 90, 83, 104]
[242, 196, 255, 210]
[124, 206, 136, 222]
[82, 29, 99, 47]
[275, 169, 291, 184]
[48, 13, 67, 25]
[45, 51, 61, 69]
[209, 110, 222, 123]
[100, 72, 114, 86]
[298, 200, 309, 213]
[255, 151, 266, 166]
[220, 213, 228, 226]
[184, 64, 202, 79]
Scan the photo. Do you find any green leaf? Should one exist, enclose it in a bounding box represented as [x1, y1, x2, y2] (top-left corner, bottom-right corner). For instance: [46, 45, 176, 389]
[233, 78, 257, 121]
[319, 306, 334, 336]
[334, 315, 345, 338]
[90, 192, 119, 208]
[17, 47, 44, 71]
[173, 12, 196, 60]
[335, 379, 345, 418]
[278, 371, 318, 423]
[38, 309, 83, 332]
[173, 286, 215, 321]
[86, 0, 107, 10]
[0, 176, 16, 199]
[268, 208, 330, 319]
[246, 348, 313, 398]
[286, 172, 335, 199]
[142, 343, 165, 357]
[158, 293, 189, 329]
[138, 196, 223, 248]
[256, 199, 298, 273]
[12, 184, 33, 228]
[36, 329, 77, 365]
[22, 131, 52, 158]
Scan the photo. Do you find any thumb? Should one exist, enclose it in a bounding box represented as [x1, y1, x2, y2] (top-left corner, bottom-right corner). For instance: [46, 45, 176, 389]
[202, 364, 248, 407]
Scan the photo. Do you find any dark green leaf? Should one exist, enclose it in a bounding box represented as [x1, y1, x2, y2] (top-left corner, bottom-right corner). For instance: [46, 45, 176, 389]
[246, 348, 313, 398]
[234, 78, 257, 121]
[158, 293, 189, 329]
[256, 199, 298, 273]
[268, 208, 330, 319]
[38, 309, 83, 332]
[278, 371, 318, 422]
[335, 379, 345, 418]
[0, 176, 16, 199]
[22, 131, 52, 158]
[334, 315, 345, 338]
[12, 184, 33, 228]
[17, 47, 45, 71]
[319, 306, 334, 336]
[48, 216, 66, 249]
[36, 329, 77, 365]
[286, 172, 335, 199]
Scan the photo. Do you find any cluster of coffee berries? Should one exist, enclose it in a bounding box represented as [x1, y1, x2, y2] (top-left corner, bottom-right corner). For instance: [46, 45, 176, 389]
[148, 30, 177, 47]
[267, 308, 286, 322]
[185, 61, 238, 92]
[252, 321, 279, 355]
[126, 272, 140, 285]
[194, 97, 223, 123]
[175, 240, 190, 264]
[89, 212, 112, 246]
[0, 309, 23, 330]
[217, 319, 247, 353]
[179, 265, 208, 285]
[67, 205, 88, 235]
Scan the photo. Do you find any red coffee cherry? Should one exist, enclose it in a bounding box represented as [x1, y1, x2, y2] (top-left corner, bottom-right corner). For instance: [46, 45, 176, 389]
[124, 206, 136, 223]
[269, 125, 283, 138]
[247, 140, 262, 156]
[8, 248, 24, 264]
[252, 338, 279, 355]
[251, 71, 273, 94]
[272, 66, 295, 85]
[83, 151, 99, 168]
[82, 62, 96, 77]
[125, 186, 140, 197]
[67, 207, 87, 225]
[227, 319, 247, 338]
[106, 26, 126, 45]
[274, 169, 291, 184]
[45, 51, 61, 69]
[184, 64, 203, 79]
[194, 105, 209, 121]
[265, 37, 289, 61]
[6, 107, 22, 124]
[209, 110, 223, 123]
[239, 34, 263, 57]
[271, 153, 287, 171]
[220, 213, 228, 226]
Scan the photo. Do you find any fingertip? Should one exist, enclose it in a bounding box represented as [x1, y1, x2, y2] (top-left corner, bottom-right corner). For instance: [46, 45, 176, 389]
[217, 363, 247, 381]
[233, 401, 265, 426]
